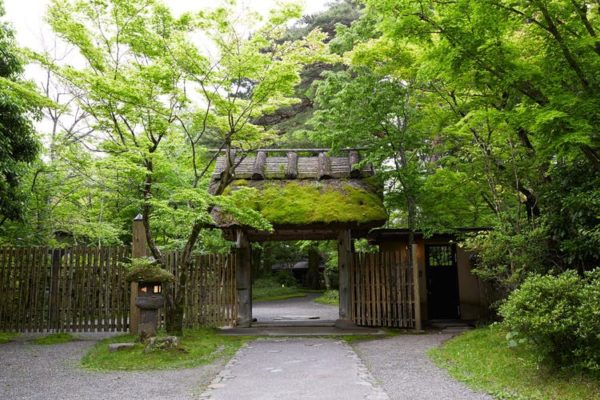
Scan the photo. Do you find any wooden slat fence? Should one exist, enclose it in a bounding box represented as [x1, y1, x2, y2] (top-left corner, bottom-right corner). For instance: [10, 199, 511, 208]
[350, 251, 415, 328]
[0, 246, 131, 332]
[0, 247, 238, 332]
[165, 252, 237, 328]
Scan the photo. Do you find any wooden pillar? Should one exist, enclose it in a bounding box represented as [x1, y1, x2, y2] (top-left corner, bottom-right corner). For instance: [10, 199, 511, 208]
[348, 151, 362, 178]
[285, 151, 298, 179]
[236, 230, 252, 327]
[411, 243, 423, 331]
[130, 214, 147, 334]
[337, 229, 352, 324]
[317, 152, 333, 180]
[251, 151, 267, 180]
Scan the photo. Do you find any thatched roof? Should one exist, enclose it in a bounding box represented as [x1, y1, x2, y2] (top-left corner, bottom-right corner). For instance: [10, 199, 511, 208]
[210, 150, 387, 233]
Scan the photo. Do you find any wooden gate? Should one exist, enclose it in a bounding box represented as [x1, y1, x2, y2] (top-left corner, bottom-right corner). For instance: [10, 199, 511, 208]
[0, 247, 131, 332]
[165, 252, 237, 328]
[349, 251, 416, 328]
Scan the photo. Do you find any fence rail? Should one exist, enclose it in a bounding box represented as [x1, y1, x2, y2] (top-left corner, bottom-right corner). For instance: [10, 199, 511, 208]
[350, 251, 415, 328]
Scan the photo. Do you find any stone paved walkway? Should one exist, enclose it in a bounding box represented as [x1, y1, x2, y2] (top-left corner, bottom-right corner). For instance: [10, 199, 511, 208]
[200, 338, 389, 400]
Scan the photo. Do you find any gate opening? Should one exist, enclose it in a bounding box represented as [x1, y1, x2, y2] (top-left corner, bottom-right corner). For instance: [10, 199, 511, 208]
[251, 240, 339, 327]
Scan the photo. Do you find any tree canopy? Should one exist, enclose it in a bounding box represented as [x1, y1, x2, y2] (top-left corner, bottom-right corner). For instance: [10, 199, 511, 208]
[0, 0, 43, 225]
[307, 0, 600, 288]
[0, 0, 598, 300]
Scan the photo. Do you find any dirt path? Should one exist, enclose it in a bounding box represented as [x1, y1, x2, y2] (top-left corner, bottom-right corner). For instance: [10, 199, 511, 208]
[252, 293, 339, 324]
[1, 302, 491, 400]
[353, 333, 492, 400]
[0, 334, 223, 400]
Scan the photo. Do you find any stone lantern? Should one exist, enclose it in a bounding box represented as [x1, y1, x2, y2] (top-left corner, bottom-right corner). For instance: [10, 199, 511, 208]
[126, 258, 174, 338]
[135, 282, 165, 337]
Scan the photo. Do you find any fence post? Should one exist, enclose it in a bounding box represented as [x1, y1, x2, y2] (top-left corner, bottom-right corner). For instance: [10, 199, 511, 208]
[49, 249, 63, 331]
[235, 229, 252, 327]
[336, 229, 353, 326]
[411, 243, 422, 331]
[130, 214, 147, 334]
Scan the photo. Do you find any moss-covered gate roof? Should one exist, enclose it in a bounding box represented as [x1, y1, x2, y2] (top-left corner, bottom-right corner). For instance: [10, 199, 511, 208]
[210, 150, 388, 230]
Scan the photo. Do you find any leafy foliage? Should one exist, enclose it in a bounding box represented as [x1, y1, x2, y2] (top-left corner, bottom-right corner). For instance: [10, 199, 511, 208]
[125, 257, 174, 283]
[306, 0, 600, 292]
[499, 270, 600, 371]
[0, 1, 42, 224]
[314, 289, 339, 305]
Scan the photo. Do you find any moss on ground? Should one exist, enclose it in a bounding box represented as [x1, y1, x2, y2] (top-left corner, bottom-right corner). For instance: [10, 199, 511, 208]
[81, 328, 252, 371]
[33, 333, 75, 345]
[225, 180, 387, 226]
[126, 258, 175, 283]
[0, 332, 17, 344]
[429, 325, 600, 400]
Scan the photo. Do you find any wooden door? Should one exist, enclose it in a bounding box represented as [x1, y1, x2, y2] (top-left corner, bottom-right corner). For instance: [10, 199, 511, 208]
[425, 245, 460, 319]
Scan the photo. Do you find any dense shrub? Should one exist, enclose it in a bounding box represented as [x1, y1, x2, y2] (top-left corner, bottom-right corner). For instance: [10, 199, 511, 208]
[499, 269, 600, 371]
[465, 224, 550, 296]
[272, 270, 298, 287]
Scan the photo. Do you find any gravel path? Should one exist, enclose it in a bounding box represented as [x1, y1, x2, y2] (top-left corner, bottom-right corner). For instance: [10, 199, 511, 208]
[353, 332, 493, 400]
[200, 338, 389, 400]
[0, 334, 224, 400]
[252, 293, 339, 323]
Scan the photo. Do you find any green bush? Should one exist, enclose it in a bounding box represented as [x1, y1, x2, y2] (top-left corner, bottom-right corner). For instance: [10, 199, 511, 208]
[499, 269, 600, 371]
[314, 290, 339, 305]
[272, 270, 298, 287]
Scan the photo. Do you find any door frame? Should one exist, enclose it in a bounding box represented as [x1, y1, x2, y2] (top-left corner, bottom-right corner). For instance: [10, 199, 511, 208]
[424, 244, 460, 320]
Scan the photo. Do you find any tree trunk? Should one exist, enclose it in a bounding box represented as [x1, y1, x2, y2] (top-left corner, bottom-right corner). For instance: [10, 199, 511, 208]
[165, 147, 237, 335]
[306, 246, 321, 290]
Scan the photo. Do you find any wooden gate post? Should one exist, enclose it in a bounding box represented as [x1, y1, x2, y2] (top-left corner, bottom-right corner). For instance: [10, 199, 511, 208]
[337, 229, 352, 325]
[411, 243, 423, 331]
[130, 214, 147, 334]
[49, 249, 62, 330]
[235, 230, 252, 327]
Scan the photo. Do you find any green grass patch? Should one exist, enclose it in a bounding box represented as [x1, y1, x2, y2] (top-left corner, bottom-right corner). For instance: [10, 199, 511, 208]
[253, 292, 307, 302]
[33, 333, 75, 345]
[341, 328, 404, 344]
[314, 290, 339, 305]
[252, 283, 308, 302]
[429, 325, 600, 400]
[0, 332, 17, 344]
[81, 328, 251, 371]
[252, 276, 319, 302]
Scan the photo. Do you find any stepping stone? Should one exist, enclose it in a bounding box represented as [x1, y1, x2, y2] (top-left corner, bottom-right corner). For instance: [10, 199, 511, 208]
[108, 343, 135, 352]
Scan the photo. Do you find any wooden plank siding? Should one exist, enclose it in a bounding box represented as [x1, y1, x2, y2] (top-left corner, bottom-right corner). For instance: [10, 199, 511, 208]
[349, 251, 416, 328]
